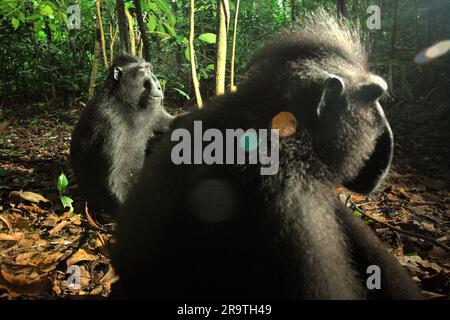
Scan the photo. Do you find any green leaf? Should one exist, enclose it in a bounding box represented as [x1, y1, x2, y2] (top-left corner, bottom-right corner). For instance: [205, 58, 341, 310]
[198, 33, 216, 44]
[57, 173, 69, 194]
[34, 19, 45, 32]
[156, 21, 165, 33]
[173, 88, 190, 100]
[155, 0, 172, 16]
[162, 22, 176, 37]
[39, 4, 54, 17]
[11, 18, 19, 30]
[184, 47, 191, 62]
[153, 30, 171, 40]
[148, 2, 158, 12]
[124, 1, 135, 10]
[18, 12, 26, 22]
[168, 13, 177, 26]
[60, 196, 74, 210]
[37, 30, 46, 40]
[147, 15, 157, 32]
[0, 168, 6, 176]
[207, 64, 215, 71]
[353, 209, 362, 217]
[175, 35, 186, 46]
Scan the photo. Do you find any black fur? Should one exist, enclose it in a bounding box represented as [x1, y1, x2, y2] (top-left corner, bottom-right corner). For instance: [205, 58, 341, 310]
[113, 12, 422, 299]
[70, 54, 174, 215]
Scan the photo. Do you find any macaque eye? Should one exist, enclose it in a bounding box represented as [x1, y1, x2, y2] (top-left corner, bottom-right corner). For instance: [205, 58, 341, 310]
[143, 66, 151, 73]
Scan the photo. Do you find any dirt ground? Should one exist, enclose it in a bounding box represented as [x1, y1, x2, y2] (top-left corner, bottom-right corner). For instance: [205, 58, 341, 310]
[0, 101, 449, 299]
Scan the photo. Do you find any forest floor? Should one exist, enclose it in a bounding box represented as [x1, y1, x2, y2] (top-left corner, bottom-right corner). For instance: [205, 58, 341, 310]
[0, 101, 449, 299]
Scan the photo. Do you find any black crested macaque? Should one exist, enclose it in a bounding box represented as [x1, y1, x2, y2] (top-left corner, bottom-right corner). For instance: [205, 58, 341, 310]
[70, 55, 174, 215]
[113, 11, 422, 299]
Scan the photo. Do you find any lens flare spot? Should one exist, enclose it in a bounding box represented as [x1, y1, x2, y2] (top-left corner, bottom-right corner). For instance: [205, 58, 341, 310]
[415, 40, 450, 64]
[188, 179, 237, 223]
[240, 131, 259, 152]
[271, 111, 297, 137]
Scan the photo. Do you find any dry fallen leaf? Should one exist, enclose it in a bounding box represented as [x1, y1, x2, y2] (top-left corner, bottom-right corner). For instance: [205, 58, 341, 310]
[0, 214, 13, 232]
[48, 215, 81, 236]
[351, 194, 366, 202]
[9, 191, 49, 204]
[17, 203, 50, 215]
[0, 232, 24, 241]
[67, 249, 98, 266]
[0, 270, 51, 297]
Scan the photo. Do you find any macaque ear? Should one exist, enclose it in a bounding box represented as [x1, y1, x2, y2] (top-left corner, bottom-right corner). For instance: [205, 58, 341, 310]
[317, 75, 345, 117]
[358, 75, 388, 103]
[113, 67, 123, 81]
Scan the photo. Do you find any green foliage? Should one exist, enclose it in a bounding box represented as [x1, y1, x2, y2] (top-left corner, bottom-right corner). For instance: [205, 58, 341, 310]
[57, 172, 69, 194]
[57, 172, 74, 216]
[0, 0, 448, 108]
[198, 33, 216, 44]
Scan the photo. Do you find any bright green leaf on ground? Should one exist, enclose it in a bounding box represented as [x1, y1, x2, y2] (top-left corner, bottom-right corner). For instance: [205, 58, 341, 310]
[353, 209, 362, 217]
[57, 173, 69, 194]
[60, 195, 74, 210]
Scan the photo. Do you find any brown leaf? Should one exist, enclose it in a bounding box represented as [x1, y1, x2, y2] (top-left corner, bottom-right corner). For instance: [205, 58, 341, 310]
[0, 270, 51, 298]
[84, 204, 105, 230]
[48, 215, 81, 236]
[428, 246, 447, 260]
[52, 282, 62, 295]
[0, 121, 10, 135]
[335, 186, 345, 193]
[351, 194, 366, 202]
[67, 249, 98, 266]
[0, 214, 13, 232]
[16, 203, 50, 215]
[386, 192, 399, 202]
[9, 191, 49, 204]
[0, 232, 24, 241]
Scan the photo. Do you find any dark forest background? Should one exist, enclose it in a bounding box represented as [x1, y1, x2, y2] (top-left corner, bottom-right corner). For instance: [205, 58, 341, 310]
[0, 0, 449, 111]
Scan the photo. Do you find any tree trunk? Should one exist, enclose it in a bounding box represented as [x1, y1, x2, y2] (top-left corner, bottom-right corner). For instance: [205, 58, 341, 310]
[390, 0, 399, 59]
[413, 0, 420, 51]
[337, 0, 348, 19]
[290, 0, 296, 23]
[282, 0, 287, 21]
[89, 20, 102, 97]
[116, 0, 129, 53]
[125, 7, 136, 56]
[215, 0, 230, 96]
[189, 0, 203, 108]
[352, 0, 360, 29]
[133, 0, 150, 61]
[229, 0, 240, 92]
[109, 15, 119, 62]
[96, 0, 109, 68]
